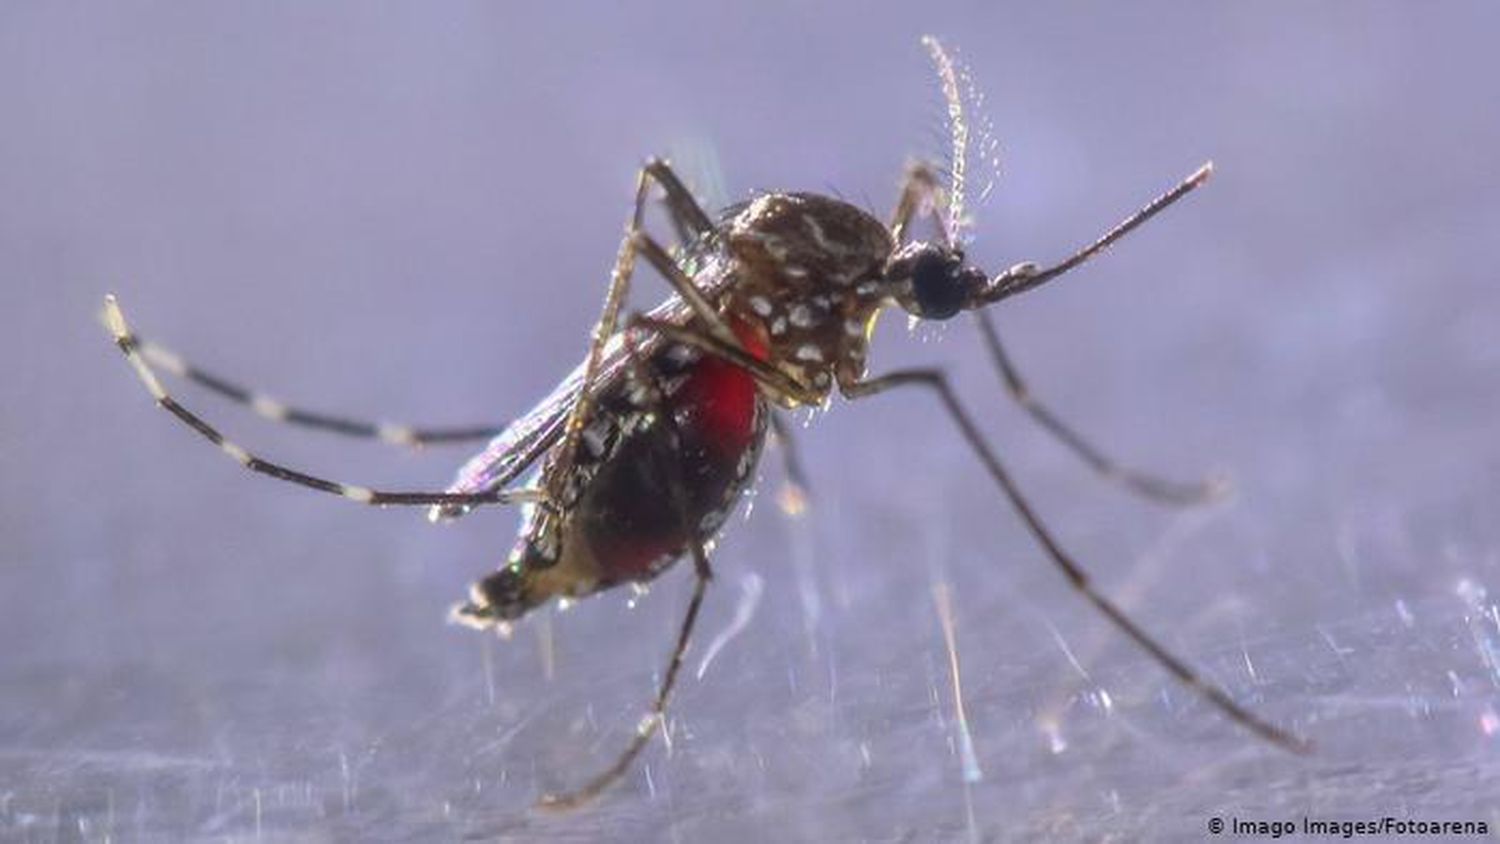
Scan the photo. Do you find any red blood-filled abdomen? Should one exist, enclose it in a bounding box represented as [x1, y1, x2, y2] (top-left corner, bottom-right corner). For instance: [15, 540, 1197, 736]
[576, 317, 770, 583]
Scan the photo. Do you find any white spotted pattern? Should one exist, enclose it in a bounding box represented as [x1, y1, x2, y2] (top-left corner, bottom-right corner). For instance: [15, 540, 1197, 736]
[663, 344, 697, 367]
[581, 423, 609, 459]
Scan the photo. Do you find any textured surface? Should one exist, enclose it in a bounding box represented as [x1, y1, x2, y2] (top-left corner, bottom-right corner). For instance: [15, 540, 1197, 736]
[4, 4, 1499, 841]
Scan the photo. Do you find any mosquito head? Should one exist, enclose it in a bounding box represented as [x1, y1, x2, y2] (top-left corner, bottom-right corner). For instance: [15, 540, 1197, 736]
[885, 241, 990, 321]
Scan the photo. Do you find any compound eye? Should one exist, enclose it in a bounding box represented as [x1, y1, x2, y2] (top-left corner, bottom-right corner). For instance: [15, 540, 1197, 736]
[910, 249, 967, 320]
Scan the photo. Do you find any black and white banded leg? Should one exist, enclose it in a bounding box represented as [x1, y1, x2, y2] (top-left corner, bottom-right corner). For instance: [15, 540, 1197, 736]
[973, 311, 1226, 506]
[104, 296, 537, 510]
[106, 159, 717, 457]
[618, 307, 1307, 754]
[537, 330, 715, 811]
[838, 366, 1310, 755]
[888, 160, 948, 247]
[550, 158, 741, 499]
[121, 332, 502, 448]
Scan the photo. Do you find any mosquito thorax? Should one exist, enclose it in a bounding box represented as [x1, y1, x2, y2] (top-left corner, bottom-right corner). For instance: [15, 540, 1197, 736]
[720, 192, 897, 398]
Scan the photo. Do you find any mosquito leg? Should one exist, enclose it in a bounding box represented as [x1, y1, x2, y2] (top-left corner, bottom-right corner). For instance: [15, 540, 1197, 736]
[643, 158, 715, 243]
[769, 411, 812, 516]
[122, 333, 501, 448]
[839, 366, 1310, 754]
[631, 232, 740, 347]
[538, 332, 715, 811]
[104, 296, 537, 509]
[551, 159, 729, 497]
[548, 186, 645, 495]
[627, 314, 820, 406]
[538, 565, 708, 811]
[973, 311, 1226, 506]
[888, 160, 949, 247]
[104, 157, 714, 458]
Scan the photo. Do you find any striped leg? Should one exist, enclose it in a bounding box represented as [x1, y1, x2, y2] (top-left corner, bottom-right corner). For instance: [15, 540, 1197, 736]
[124, 334, 502, 448]
[974, 312, 1227, 506]
[618, 307, 1307, 754]
[537, 330, 715, 811]
[889, 160, 949, 247]
[118, 159, 716, 454]
[550, 159, 738, 499]
[104, 296, 538, 510]
[840, 366, 1309, 755]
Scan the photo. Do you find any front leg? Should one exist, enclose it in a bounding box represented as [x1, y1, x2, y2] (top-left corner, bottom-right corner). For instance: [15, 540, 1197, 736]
[972, 311, 1226, 506]
[839, 366, 1309, 754]
[888, 160, 950, 247]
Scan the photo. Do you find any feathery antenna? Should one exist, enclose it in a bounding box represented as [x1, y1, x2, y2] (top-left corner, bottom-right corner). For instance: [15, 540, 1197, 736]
[922, 35, 969, 244]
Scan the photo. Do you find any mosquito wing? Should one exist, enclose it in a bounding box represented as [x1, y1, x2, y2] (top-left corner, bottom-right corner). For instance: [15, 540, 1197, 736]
[433, 256, 737, 521]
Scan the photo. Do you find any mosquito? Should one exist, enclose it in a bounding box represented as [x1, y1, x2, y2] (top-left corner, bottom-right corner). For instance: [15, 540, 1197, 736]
[103, 36, 1308, 810]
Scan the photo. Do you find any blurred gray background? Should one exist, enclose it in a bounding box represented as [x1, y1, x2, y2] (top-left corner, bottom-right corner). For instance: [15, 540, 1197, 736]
[3, 3, 1499, 841]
